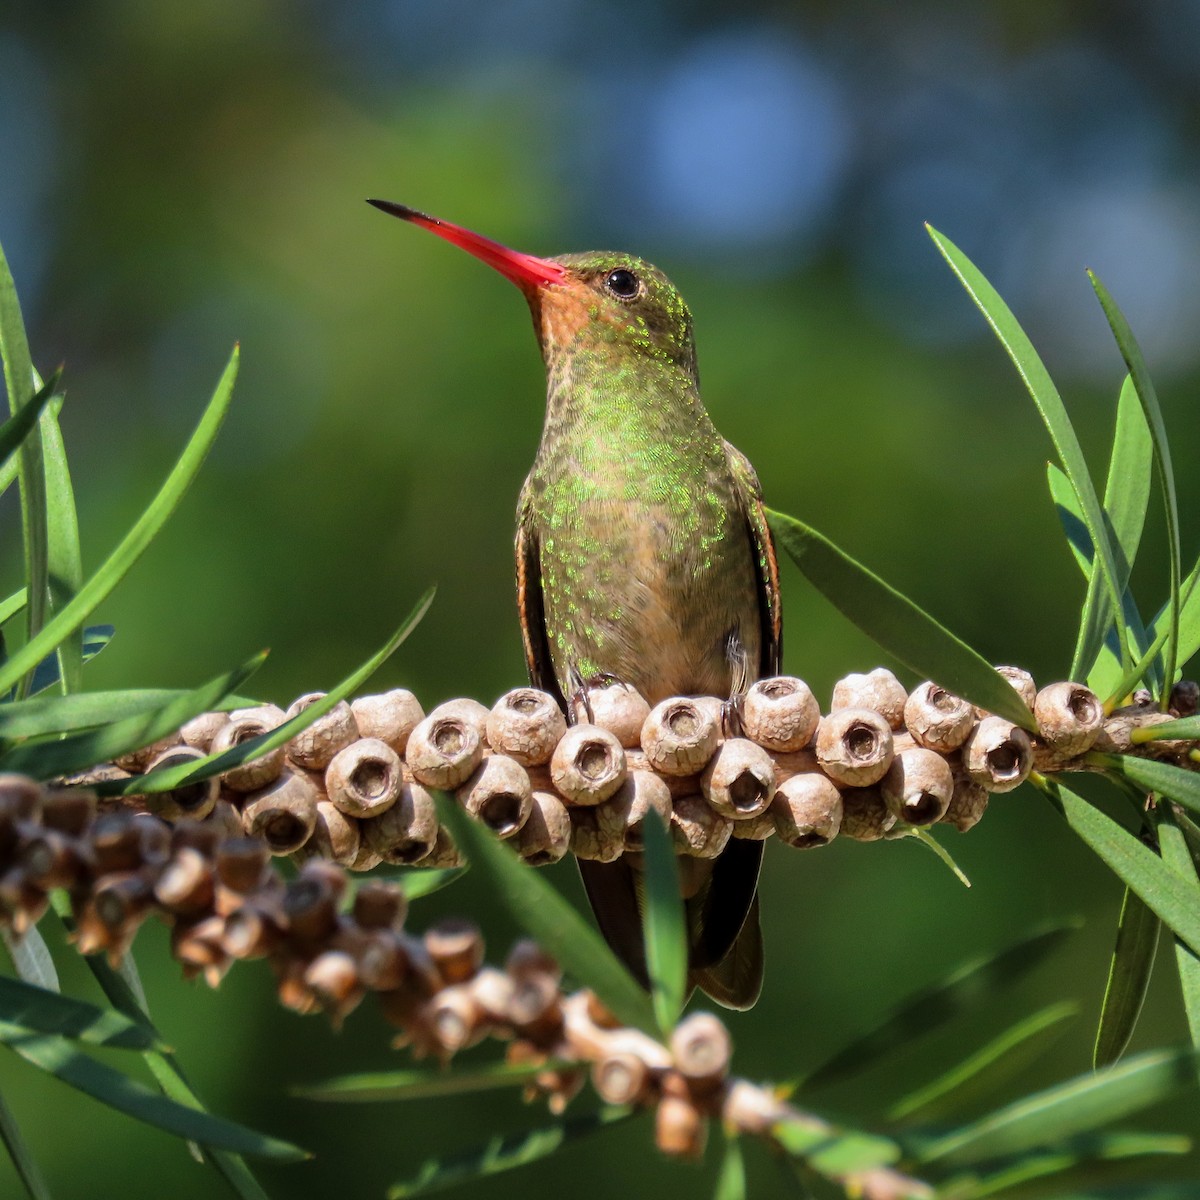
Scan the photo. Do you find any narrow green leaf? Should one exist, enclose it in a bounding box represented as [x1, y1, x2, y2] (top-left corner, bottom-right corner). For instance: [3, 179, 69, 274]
[795, 923, 1076, 1091]
[38, 376, 84, 696]
[1035, 774, 1200, 956]
[714, 1137, 746, 1200]
[296, 1059, 580, 1103]
[1158, 806, 1200, 1047]
[641, 808, 687, 1035]
[1090, 274, 1182, 709]
[0, 975, 161, 1050]
[765, 508, 1034, 729]
[23, 625, 113, 700]
[2, 928, 58, 993]
[927, 226, 1128, 667]
[0, 652, 267, 780]
[1089, 754, 1200, 822]
[0, 347, 239, 698]
[0, 589, 27, 628]
[0, 1085, 52, 1200]
[888, 1001, 1078, 1123]
[0, 1033, 308, 1161]
[1131, 715, 1200, 743]
[95, 586, 436, 797]
[436, 797, 658, 1036]
[773, 1116, 900, 1175]
[0, 689, 255, 739]
[387, 1108, 634, 1199]
[0, 372, 58, 476]
[914, 1045, 1198, 1166]
[394, 867, 465, 900]
[937, 1131, 1190, 1200]
[1094, 887, 1160, 1068]
[905, 827, 971, 887]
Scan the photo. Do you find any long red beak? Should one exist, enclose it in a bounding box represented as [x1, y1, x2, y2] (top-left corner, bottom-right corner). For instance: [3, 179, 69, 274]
[367, 200, 568, 290]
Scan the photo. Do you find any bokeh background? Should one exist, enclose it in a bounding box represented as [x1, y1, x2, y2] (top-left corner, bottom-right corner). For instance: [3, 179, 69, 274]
[2, 1, 1200, 1196]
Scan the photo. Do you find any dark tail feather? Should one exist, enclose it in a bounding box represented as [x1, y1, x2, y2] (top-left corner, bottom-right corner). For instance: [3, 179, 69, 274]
[576, 856, 650, 990]
[688, 896, 763, 1010]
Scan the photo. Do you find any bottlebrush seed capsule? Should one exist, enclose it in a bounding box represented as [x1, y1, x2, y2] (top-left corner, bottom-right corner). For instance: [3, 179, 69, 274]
[350, 688, 425, 755]
[741, 676, 820, 752]
[425, 917, 484, 984]
[241, 769, 320, 854]
[641, 697, 721, 775]
[142, 746, 218, 821]
[487, 688, 567, 766]
[655, 1089, 707, 1159]
[516, 791, 572, 866]
[550, 725, 627, 806]
[568, 807, 624, 862]
[211, 705, 287, 793]
[730, 809, 776, 840]
[904, 682, 976, 753]
[360, 780, 439, 865]
[880, 747, 954, 826]
[405, 711, 485, 790]
[839, 786, 895, 841]
[153, 846, 214, 915]
[430, 697, 491, 736]
[700, 738, 776, 820]
[285, 694, 360, 770]
[592, 1051, 651, 1106]
[570, 681, 652, 749]
[421, 825, 463, 868]
[831, 668, 907, 730]
[304, 950, 364, 1024]
[594, 770, 673, 850]
[988, 666, 1037, 713]
[324, 738, 403, 818]
[771, 773, 843, 848]
[942, 771, 989, 832]
[815, 708, 894, 787]
[1034, 681, 1103, 757]
[962, 716, 1033, 792]
[456, 754, 533, 839]
[671, 794, 733, 859]
[302, 801, 361, 867]
[671, 1012, 732, 1088]
[113, 734, 180, 774]
[178, 711, 228, 753]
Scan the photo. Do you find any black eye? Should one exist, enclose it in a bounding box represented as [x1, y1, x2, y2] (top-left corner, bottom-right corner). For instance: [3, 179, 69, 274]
[604, 268, 640, 298]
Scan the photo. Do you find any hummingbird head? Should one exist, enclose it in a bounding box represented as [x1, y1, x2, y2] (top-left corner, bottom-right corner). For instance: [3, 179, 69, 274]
[367, 201, 697, 378]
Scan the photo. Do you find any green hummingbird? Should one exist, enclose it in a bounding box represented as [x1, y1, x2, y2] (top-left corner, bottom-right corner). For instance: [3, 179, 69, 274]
[369, 200, 782, 1009]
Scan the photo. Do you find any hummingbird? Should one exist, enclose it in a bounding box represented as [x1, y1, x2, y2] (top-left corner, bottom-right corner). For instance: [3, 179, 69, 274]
[368, 200, 782, 1009]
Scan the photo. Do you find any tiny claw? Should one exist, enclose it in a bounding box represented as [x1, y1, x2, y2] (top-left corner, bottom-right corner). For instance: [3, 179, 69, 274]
[566, 663, 594, 725]
[721, 694, 745, 739]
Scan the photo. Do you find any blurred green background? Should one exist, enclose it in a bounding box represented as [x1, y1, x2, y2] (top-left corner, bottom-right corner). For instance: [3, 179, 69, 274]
[2, 1, 1200, 1196]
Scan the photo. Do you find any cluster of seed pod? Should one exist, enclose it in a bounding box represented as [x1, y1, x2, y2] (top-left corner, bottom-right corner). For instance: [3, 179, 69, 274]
[93, 666, 1199, 870]
[0, 772, 927, 1198]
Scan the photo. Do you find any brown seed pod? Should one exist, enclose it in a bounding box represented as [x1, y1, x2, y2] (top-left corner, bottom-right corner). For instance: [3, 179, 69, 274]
[360, 779, 439, 865]
[815, 708, 894, 787]
[350, 689, 425, 755]
[671, 794, 732, 859]
[211, 705, 287, 793]
[771, 772, 843, 848]
[486, 689, 567, 766]
[839, 786, 895, 841]
[0, 774, 42, 823]
[301, 801, 362, 867]
[987, 665, 1037, 713]
[594, 770, 673, 850]
[741, 676, 820, 752]
[41, 789, 96, 836]
[641, 697, 721, 775]
[324, 738, 403, 818]
[304, 950, 364, 1024]
[570, 681, 652, 749]
[550, 724, 627, 806]
[671, 1012, 732, 1090]
[1171, 679, 1199, 717]
[21, 828, 91, 890]
[456, 754, 533, 838]
[421, 825, 464, 869]
[831, 668, 907, 730]
[154, 846, 215, 915]
[469, 965, 518, 1024]
[214, 836, 273, 896]
[353, 879, 407, 931]
[730, 809, 776, 840]
[113, 734, 181, 774]
[592, 1051, 652, 1106]
[568, 807, 624, 862]
[241, 768, 320, 854]
[516, 791, 572, 866]
[284, 861, 345, 945]
[1034, 681, 1103, 758]
[90, 810, 170, 875]
[962, 716, 1033, 793]
[904, 682, 976, 753]
[141, 746, 219, 821]
[285, 693, 360, 771]
[655, 1085, 707, 1159]
[178, 711, 228, 753]
[425, 917, 484, 985]
[405, 710, 485, 790]
[880, 747, 955, 826]
[204, 799, 245, 841]
[942, 770, 990, 832]
[427, 983, 489, 1054]
[700, 738, 776, 820]
[431, 697, 491, 735]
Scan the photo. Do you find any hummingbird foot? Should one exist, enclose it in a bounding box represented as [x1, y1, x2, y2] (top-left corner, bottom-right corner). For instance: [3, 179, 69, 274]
[721, 693, 746, 739]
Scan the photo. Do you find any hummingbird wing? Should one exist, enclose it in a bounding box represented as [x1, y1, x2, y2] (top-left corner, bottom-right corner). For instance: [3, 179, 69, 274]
[514, 487, 567, 710]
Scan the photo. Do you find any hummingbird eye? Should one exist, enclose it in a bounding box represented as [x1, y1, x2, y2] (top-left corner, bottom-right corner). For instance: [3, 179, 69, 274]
[604, 268, 641, 299]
